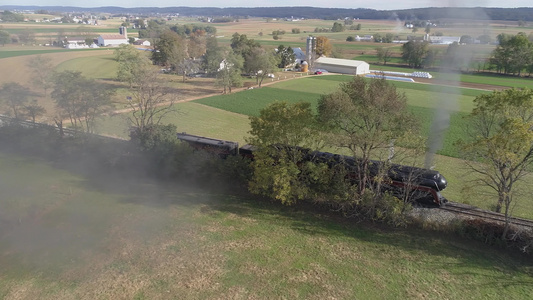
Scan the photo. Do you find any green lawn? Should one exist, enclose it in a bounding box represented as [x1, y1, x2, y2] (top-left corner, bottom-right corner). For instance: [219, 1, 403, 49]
[97, 102, 251, 145]
[55, 54, 119, 80]
[1, 151, 532, 299]
[194, 75, 480, 157]
[0, 48, 109, 59]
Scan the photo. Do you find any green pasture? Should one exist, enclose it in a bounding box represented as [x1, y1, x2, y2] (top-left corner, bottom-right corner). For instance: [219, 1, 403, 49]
[0, 47, 109, 59]
[97, 102, 251, 145]
[194, 75, 481, 156]
[1, 151, 532, 299]
[55, 54, 118, 80]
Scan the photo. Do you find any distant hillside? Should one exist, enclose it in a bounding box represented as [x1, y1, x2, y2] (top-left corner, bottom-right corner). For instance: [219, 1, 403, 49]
[1, 5, 533, 21]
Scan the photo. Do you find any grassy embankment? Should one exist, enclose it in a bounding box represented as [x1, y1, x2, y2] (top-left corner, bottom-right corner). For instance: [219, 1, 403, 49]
[0, 151, 532, 299]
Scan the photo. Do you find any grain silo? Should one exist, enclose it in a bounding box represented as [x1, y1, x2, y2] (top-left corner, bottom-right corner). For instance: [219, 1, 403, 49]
[301, 61, 308, 72]
[306, 36, 316, 63]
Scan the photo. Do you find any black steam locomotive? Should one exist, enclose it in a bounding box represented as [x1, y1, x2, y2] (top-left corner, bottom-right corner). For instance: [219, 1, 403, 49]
[177, 132, 448, 206]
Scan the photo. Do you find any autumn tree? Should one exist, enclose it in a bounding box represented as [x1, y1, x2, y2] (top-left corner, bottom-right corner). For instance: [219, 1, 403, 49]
[315, 36, 332, 57]
[459, 88, 533, 235]
[0, 82, 32, 119]
[247, 101, 322, 205]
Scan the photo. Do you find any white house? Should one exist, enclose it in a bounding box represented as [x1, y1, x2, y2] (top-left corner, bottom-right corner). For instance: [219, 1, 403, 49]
[133, 39, 151, 46]
[64, 36, 87, 48]
[313, 57, 370, 75]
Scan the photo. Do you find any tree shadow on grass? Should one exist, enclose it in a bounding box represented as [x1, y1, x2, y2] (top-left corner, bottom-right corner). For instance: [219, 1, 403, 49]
[1, 131, 532, 291]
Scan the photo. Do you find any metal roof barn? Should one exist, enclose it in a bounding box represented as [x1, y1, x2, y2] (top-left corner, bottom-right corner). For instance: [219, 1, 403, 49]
[313, 57, 370, 75]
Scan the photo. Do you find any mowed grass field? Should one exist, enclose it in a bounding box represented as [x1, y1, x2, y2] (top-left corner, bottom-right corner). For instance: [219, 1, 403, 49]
[1, 151, 532, 299]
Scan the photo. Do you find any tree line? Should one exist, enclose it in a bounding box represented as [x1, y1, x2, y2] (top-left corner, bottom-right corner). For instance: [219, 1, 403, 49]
[395, 32, 533, 75]
[4, 6, 533, 21]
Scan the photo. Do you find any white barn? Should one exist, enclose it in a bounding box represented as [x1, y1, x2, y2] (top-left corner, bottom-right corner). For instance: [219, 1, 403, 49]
[97, 34, 128, 47]
[313, 57, 370, 75]
[97, 27, 129, 47]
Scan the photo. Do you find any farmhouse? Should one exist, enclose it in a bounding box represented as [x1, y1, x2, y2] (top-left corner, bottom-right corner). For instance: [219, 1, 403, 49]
[133, 39, 151, 46]
[313, 57, 370, 75]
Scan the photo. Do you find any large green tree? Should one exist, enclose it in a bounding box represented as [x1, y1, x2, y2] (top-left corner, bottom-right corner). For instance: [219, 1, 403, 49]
[459, 88, 533, 232]
[490, 32, 532, 76]
[152, 30, 187, 71]
[216, 50, 243, 94]
[247, 101, 322, 205]
[276, 45, 296, 68]
[401, 40, 429, 68]
[245, 48, 278, 87]
[114, 44, 153, 87]
[202, 36, 223, 74]
[318, 77, 419, 197]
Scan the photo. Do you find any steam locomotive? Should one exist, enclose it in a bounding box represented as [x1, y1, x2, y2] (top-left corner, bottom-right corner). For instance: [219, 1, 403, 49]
[177, 132, 448, 206]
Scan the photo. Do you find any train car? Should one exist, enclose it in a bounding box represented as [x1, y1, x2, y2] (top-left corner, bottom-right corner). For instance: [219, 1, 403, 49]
[177, 132, 448, 206]
[177, 132, 239, 158]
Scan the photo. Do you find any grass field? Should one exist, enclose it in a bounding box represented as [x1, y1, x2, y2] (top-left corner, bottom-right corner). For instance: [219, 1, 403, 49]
[1, 151, 532, 299]
[194, 75, 480, 156]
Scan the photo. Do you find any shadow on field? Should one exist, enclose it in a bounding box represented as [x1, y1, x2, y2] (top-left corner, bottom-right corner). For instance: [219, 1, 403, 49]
[0, 128, 532, 288]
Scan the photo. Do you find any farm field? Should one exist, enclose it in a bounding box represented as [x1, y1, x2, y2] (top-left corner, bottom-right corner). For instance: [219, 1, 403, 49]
[0, 151, 532, 299]
[2, 15, 533, 299]
[2, 39, 531, 218]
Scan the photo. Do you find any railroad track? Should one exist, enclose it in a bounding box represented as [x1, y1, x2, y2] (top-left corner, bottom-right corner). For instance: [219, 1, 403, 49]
[440, 201, 533, 230]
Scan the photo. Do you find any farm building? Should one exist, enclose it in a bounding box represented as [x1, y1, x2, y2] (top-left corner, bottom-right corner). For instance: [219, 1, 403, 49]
[97, 34, 128, 47]
[133, 39, 151, 46]
[97, 26, 128, 47]
[313, 57, 370, 75]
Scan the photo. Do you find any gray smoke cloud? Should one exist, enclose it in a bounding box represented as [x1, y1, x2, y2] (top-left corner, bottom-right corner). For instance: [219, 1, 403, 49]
[423, 1, 490, 168]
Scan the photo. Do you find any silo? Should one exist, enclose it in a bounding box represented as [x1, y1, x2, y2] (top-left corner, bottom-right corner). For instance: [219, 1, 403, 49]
[306, 36, 316, 63]
[301, 61, 308, 72]
[119, 26, 128, 38]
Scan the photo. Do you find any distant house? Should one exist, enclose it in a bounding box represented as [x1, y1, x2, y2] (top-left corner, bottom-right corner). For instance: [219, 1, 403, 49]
[424, 34, 461, 45]
[133, 39, 151, 46]
[97, 26, 128, 47]
[65, 36, 87, 48]
[313, 57, 370, 75]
